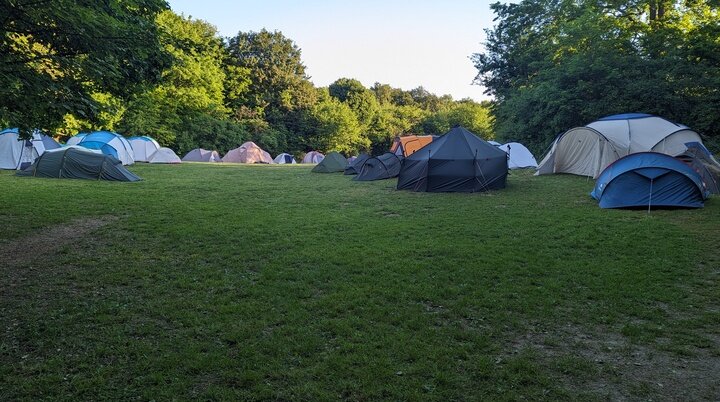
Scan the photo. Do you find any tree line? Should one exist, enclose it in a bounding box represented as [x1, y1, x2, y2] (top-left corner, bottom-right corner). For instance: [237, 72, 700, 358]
[0, 1, 493, 157]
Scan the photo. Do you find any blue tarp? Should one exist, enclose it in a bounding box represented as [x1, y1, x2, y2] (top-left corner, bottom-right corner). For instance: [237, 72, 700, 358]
[591, 152, 709, 209]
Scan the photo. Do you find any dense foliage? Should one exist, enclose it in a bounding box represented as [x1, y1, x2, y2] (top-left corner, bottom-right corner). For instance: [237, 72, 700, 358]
[0, 5, 492, 156]
[473, 0, 720, 154]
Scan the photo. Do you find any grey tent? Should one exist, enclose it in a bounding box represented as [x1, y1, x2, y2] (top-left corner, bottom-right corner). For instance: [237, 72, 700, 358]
[182, 148, 222, 162]
[397, 126, 508, 192]
[676, 142, 720, 194]
[312, 151, 347, 173]
[17, 147, 141, 181]
[354, 152, 402, 181]
[344, 153, 370, 175]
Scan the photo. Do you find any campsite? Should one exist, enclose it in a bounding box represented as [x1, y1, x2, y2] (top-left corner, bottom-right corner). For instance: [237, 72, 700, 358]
[2, 0, 719, 400]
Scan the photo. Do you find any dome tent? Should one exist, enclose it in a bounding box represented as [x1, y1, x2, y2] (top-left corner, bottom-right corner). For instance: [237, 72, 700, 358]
[537, 113, 703, 178]
[676, 142, 720, 194]
[274, 153, 297, 164]
[128, 136, 161, 162]
[354, 152, 402, 181]
[17, 147, 141, 181]
[222, 141, 273, 164]
[66, 133, 87, 146]
[591, 152, 708, 209]
[0, 128, 60, 169]
[182, 148, 222, 162]
[498, 142, 538, 169]
[311, 151, 347, 173]
[344, 153, 370, 175]
[77, 131, 135, 165]
[303, 151, 325, 163]
[148, 147, 181, 164]
[397, 126, 508, 193]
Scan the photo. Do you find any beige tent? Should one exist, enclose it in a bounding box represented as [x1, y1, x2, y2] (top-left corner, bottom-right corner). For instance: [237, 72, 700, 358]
[537, 114, 703, 178]
[222, 142, 273, 164]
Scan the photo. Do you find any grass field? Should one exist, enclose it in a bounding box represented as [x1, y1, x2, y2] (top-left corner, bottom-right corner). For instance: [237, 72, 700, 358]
[1, 164, 718, 400]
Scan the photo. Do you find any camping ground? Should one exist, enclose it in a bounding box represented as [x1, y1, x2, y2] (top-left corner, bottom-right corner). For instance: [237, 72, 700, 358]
[1, 164, 718, 400]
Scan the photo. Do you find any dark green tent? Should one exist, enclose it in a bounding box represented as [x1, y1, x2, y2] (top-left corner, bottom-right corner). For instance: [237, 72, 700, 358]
[17, 147, 141, 181]
[344, 153, 370, 175]
[353, 152, 402, 181]
[312, 151, 347, 173]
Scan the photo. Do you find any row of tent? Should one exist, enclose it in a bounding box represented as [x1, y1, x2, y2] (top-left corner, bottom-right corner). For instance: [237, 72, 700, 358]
[181, 144, 326, 164]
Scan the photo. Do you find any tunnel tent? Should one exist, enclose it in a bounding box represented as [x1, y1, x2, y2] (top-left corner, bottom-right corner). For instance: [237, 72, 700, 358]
[498, 142, 538, 169]
[397, 126, 508, 193]
[591, 152, 708, 209]
[303, 151, 325, 163]
[0, 128, 60, 169]
[17, 147, 141, 181]
[354, 152, 402, 181]
[274, 153, 297, 164]
[222, 141, 273, 164]
[537, 114, 703, 178]
[148, 147, 181, 164]
[128, 136, 161, 162]
[182, 148, 222, 162]
[311, 151, 347, 173]
[344, 153, 370, 175]
[77, 131, 135, 165]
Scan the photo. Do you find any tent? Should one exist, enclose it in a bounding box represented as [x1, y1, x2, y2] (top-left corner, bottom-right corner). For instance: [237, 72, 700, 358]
[66, 133, 87, 146]
[274, 153, 297, 164]
[390, 135, 434, 157]
[591, 152, 708, 209]
[537, 113, 703, 178]
[397, 126, 508, 192]
[0, 128, 60, 170]
[77, 131, 135, 165]
[182, 148, 222, 162]
[488, 140, 502, 146]
[17, 147, 141, 181]
[354, 153, 402, 181]
[222, 141, 273, 163]
[498, 142, 538, 169]
[311, 151, 347, 173]
[303, 151, 325, 163]
[344, 153, 370, 175]
[148, 147, 181, 164]
[676, 142, 720, 194]
[128, 136, 161, 162]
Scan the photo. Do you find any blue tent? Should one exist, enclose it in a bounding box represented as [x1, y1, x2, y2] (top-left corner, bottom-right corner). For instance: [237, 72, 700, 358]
[591, 152, 709, 209]
[77, 131, 134, 165]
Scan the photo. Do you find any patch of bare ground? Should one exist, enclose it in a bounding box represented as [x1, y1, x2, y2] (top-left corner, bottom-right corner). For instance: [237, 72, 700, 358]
[505, 324, 720, 400]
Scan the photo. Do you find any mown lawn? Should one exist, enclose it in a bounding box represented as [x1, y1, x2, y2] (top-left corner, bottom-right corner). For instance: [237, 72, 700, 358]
[1, 164, 718, 401]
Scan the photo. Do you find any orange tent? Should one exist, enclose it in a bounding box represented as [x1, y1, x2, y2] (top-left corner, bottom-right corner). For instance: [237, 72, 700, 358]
[390, 135, 434, 157]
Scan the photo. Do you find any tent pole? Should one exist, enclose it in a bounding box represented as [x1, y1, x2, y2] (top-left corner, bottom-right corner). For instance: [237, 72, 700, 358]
[647, 178, 653, 214]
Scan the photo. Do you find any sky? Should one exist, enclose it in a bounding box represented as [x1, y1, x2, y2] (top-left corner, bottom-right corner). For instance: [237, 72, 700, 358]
[167, 0, 510, 101]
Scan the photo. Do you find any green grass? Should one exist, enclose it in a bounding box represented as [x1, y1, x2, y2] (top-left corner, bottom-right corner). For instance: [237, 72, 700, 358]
[1, 164, 718, 400]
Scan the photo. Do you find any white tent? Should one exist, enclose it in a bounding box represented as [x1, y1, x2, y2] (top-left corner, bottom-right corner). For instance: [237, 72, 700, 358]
[128, 136, 161, 162]
[66, 133, 87, 146]
[302, 151, 324, 163]
[536, 114, 703, 178]
[274, 153, 296, 164]
[488, 140, 502, 146]
[182, 148, 222, 162]
[498, 142, 538, 169]
[148, 147, 181, 164]
[77, 131, 135, 165]
[0, 129, 60, 169]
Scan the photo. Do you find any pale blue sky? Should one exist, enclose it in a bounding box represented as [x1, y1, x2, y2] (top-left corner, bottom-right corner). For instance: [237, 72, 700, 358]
[167, 1, 511, 101]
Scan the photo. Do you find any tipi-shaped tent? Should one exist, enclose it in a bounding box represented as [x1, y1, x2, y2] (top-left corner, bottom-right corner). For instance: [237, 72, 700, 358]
[397, 126, 508, 192]
[148, 147, 181, 164]
[591, 152, 709, 209]
[498, 142, 538, 169]
[128, 136, 161, 162]
[537, 114, 703, 178]
[222, 141, 273, 163]
[17, 147, 141, 181]
[274, 153, 297, 164]
[354, 153, 402, 181]
[302, 151, 324, 163]
[311, 151, 347, 173]
[344, 153, 370, 175]
[77, 131, 135, 165]
[182, 148, 222, 162]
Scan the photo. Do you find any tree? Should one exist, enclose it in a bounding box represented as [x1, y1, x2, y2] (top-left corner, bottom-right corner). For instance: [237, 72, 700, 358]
[305, 91, 367, 153]
[0, 0, 169, 135]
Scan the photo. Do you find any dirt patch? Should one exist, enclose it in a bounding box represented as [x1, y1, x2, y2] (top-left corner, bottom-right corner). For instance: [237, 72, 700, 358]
[505, 324, 720, 400]
[0, 216, 117, 270]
